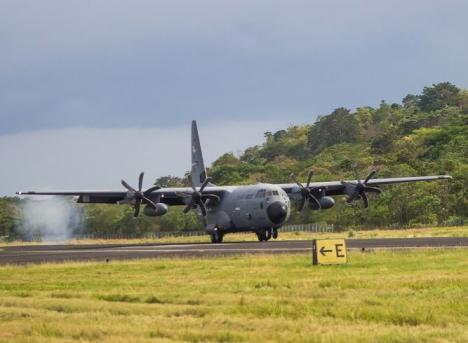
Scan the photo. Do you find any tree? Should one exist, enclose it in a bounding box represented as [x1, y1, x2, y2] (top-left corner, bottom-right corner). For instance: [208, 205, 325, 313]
[402, 94, 420, 108]
[307, 108, 361, 153]
[154, 175, 187, 187]
[419, 82, 460, 112]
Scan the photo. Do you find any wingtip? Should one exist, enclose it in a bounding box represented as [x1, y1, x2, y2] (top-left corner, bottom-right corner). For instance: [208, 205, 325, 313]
[16, 191, 35, 195]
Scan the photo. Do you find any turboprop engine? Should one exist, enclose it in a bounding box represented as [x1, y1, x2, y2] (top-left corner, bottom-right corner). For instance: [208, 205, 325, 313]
[317, 196, 335, 209]
[143, 203, 168, 217]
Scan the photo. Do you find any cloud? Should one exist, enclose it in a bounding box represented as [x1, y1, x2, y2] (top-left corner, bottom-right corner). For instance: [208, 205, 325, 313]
[1, 0, 467, 135]
[0, 120, 289, 195]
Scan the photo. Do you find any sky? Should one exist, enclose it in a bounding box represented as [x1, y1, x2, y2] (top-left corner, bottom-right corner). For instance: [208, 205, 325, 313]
[1, 0, 467, 195]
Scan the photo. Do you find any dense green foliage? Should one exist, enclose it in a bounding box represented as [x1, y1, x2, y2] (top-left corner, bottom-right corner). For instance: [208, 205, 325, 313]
[208, 82, 467, 229]
[1, 82, 467, 239]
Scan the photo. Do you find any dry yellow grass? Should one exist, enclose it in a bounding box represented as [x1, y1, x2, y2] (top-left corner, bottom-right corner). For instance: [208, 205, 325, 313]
[0, 249, 467, 342]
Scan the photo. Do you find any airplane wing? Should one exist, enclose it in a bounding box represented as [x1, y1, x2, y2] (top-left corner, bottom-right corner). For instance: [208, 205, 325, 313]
[16, 186, 231, 206]
[279, 175, 452, 197]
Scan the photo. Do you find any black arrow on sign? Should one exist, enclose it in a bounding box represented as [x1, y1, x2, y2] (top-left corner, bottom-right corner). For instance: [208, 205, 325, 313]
[320, 246, 333, 256]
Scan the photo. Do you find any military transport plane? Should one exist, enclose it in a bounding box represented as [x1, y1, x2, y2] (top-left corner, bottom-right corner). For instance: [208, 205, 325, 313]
[17, 121, 452, 243]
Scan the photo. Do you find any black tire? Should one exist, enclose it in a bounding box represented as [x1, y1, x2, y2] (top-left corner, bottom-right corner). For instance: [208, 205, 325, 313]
[256, 232, 264, 242]
[257, 229, 271, 242]
[272, 228, 278, 239]
[211, 231, 224, 243]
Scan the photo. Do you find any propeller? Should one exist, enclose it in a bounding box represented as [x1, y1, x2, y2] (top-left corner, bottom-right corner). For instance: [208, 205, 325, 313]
[121, 172, 161, 217]
[177, 176, 220, 217]
[341, 169, 381, 208]
[290, 171, 321, 211]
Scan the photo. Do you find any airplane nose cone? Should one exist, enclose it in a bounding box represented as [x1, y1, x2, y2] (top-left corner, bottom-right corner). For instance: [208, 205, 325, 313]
[267, 201, 288, 224]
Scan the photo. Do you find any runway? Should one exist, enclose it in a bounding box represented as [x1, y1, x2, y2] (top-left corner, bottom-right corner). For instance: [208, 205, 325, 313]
[1, 237, 467, 265]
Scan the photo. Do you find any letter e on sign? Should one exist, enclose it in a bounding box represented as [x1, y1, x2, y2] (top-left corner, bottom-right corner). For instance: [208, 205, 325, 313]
[312, 239, 347, 265]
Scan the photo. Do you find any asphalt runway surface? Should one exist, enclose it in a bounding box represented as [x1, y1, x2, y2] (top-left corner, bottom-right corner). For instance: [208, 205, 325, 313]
[1, 237, 467, 265]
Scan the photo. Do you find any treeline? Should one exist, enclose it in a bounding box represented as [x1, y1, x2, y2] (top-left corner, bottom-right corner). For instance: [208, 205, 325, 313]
[208, 82, 467, 227]
[1, 82, 467, 239]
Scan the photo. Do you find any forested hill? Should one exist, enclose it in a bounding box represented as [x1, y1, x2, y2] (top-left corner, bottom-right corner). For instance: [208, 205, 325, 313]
[204, 82, 467, 228]
[1, 82, 467, 239]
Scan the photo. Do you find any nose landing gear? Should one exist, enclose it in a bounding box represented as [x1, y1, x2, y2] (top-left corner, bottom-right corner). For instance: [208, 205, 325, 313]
[210, 228, 224, 243]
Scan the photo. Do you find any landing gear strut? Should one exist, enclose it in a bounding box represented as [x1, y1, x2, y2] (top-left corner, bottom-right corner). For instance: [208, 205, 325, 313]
[210, 229, 223, 243]
[257, 228, 272, 242]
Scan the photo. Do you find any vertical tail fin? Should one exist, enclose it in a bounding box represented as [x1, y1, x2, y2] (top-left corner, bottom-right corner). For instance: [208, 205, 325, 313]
[191, 120, 207, 187]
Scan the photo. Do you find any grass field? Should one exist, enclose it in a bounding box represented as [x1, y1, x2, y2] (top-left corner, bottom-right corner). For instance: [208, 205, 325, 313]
[1, 225, 467, 247]
[0, 249, 467, 342]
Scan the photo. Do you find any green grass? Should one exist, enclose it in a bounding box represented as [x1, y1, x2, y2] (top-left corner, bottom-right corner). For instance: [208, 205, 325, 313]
[1, 225, 467, 247]
[0, 249, 467, 342]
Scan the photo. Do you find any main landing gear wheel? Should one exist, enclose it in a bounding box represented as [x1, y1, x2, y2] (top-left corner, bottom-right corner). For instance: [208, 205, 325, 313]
[257, 228, 272, 242]
[210, 230, 223, 243]
[272, 228, 278, 239]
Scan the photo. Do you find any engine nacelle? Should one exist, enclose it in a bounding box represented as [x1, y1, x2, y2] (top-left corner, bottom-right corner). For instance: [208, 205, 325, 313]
[143, 203, 168, 217]
[319, 196, 335, 209]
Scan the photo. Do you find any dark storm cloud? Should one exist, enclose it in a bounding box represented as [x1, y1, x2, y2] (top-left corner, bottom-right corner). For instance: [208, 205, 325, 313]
[1, 0, 467, 134]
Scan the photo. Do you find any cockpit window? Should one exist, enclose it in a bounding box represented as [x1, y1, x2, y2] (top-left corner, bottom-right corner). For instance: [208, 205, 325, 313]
[255, 189, 266, 198]
[266, 191, 272, 196]
[273, 190, 279, 195]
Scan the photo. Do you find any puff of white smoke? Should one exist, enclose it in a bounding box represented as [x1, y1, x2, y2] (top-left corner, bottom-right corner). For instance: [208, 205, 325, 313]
[19, 196, 82, 242]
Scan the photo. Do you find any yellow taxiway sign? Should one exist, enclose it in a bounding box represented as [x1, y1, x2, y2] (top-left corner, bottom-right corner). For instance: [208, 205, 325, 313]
[312, 239, 347, 265]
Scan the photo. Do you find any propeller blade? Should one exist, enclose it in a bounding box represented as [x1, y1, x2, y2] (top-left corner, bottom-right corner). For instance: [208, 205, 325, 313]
[142, 196, 157, 209]
[295, 182, 304, 189]
[352, 166, 359, 182]
[134, 202, 141, 217]
[183, 204, 192, 213]
[363, 186, 381, 194]
[198, 201, 207, 217]
[306, 171, 313, 188]
[346, 193, 359, 203]
[298, 197, 306, 211]
[144, 185, 161, 195]
[138, 172, 144, 192]
[199, 177, 211, 192]
[201, 194, 220, 202]
[121, 179, 137, 193]
[290, 173, 302, 188]
[364, 170, 377, 184]
[361, 192, 369, 208]
[309, 194, 321, 209]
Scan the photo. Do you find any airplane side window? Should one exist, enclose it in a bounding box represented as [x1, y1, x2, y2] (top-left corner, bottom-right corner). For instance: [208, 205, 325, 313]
[266, 191, 272, 196]
[255, 190, 266, 198]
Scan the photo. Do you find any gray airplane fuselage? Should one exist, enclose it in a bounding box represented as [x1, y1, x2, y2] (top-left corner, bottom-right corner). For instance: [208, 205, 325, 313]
[203, 183, 291, 233]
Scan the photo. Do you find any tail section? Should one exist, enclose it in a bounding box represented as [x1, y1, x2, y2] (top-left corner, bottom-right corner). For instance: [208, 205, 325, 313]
[191, 120, 207, 187]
